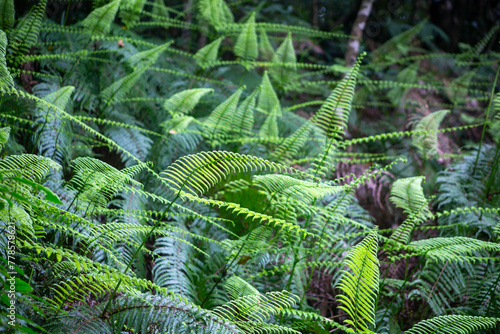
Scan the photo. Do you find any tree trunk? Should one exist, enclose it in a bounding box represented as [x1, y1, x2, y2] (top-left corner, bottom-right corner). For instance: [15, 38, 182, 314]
[344, 0, 374, 67]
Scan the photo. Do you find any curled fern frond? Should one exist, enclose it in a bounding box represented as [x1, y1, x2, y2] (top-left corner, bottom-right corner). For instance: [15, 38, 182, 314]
[160, 151, 295, 197]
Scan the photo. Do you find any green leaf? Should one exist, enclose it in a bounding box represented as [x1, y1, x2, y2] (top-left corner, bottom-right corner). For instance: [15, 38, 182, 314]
[204, 87, 244, 140]
[163, 88, 213, 115]
[231, 87, 258, 136]
[0, 126, 10, 151]
[256, 71, 281, 116]
[405, 315, 499, 334]
[336, 228, 379, 333]
[258, 29, 274, 60]
[0, 0, 15, 30]
[0, 30, 13, 92]
[119, 0, 146, 27]
[81, 0, 120, 36]
[194, 36, 224, 67]
[125, 41, 172, 69]
[234, 12, 258, 61]
[8, 0, 46, 55]
[270, 33, 297, 86]
[411, 109, 450, 159]
[198, 0, 233, 30]
[101, 65, 149, 104]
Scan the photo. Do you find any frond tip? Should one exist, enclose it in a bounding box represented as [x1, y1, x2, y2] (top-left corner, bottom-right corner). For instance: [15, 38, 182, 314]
[336, 228, 379, 333]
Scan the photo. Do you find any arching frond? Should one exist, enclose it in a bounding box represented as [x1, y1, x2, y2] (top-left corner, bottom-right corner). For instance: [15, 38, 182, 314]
[405, 315, 499, 334]
[160, 151, 294, 197]
[163, 88, 213, 115]
[336, 228, 379, 333]
[224, 276, 260, 299]
[125, 41, 172, 69]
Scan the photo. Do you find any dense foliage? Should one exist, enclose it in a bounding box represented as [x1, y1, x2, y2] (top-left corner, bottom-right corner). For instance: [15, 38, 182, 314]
[0, 0, 499, 333]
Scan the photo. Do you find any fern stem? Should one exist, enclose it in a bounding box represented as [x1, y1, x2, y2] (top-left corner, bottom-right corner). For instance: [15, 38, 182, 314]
[472, 63, 500, 175]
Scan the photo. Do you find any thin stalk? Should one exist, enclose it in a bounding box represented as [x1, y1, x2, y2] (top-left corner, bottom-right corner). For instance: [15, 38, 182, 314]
[473, 63, 500, 175]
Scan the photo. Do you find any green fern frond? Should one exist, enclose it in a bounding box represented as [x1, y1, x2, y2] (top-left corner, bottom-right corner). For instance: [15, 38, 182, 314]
[7, 0, 46, 57]
[270, 33, 297, 87]
[231, 87, 258, 136]
[234, 12, 258, 61]
[198, 0, 233, 30]
[0, 126, 10, 151]
[224, 276, 260, 299]
[411, 109, 450, 159]
[336, 228, 379, 333]
[81, 0, 120, 36]
[408, 237, 500, 263]
[259, 29, 274, 60]
[0, 30, 14, 92]
[390, 176, 433, 221]
[119, 0, 146, 27]
[258, 114, 278, 139]
[125, 41, 172, 69]
[204, 87, 244, 143]
[256, 71, 281, 116]
[101, 65, 149, 105]
[160, 151, 294, 197]
[0, 0, 14, 31]
[212, 290, 298, 323]
[405, 315, 499, 334]
[254, 174, 342, 204]
[0, 154, 60, 182]
[194, 36, 224, 67]
[163, 88, 213, 115]
[151, 0, 170, 18]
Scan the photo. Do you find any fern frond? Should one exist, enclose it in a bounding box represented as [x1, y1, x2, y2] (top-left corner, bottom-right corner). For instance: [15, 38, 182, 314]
[0, 0, 15, 31]
[212, 290, 298, 323]
[224, 276, 260, 299]
[163, 88, 213, 115]
[411, 109, 450, 159]
[270, 33, 297, 87]
[256, 71, 281, 116]
[231, 87, 258, 136]
[81, 0, 120, 36]
[336, 228, 379, 333]
[119, 0, 146, 27]
[258, 29, 274, 60]
[125, 41, 172, 69]
[405, 315, 499, 334]
[408, 237, 500, 263]
[390, 176, 433, 221]
[194, 36, 224, 67]
[0, 154, 60, 182]
[160, 151, 294, 197]
[204, 87, 244, 141]
[7, 0, 46, 57]
[234, 12, 258, 61]
[258, 114, 278, 139]
[0, 30, 14, 92]
[198, 0, 233, 30]
[101, 65, 149, 105]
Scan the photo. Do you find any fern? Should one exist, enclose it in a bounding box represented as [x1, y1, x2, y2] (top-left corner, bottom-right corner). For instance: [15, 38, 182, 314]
[336, 228, 379, 333]
[234, 12, 258, 61]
